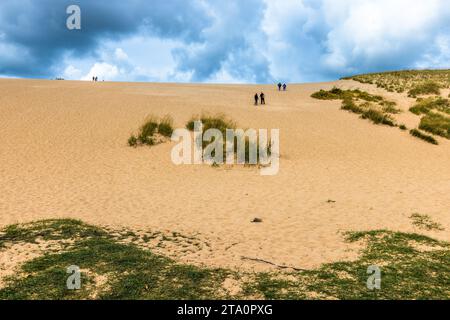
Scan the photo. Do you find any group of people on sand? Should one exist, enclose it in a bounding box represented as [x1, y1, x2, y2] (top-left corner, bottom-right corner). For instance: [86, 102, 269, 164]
[254, 92, 266, 106]
[278, 82, 287, 91]
[92, 76, 98, 82]
[253, 82, 288, 106]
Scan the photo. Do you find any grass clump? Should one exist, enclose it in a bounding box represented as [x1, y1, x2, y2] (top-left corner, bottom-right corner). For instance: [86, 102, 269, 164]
[410, 213, 444, 231]
[408, 81, 441, 97]
[312, 88, 399, 127]
[410, 129, 438, 145]
[409, 97, 450, 115]
[341, 98, 365, 114]
[361, 109, 396, 127]
[419, 113, 450, 139]
[186, 113, 271, 166]
[157, 116, 174, 138]
[1, 220, 449, 300]
[186, 113, 236, 133]
[311, 87, 385, 103]
[129, 115, 174, 147]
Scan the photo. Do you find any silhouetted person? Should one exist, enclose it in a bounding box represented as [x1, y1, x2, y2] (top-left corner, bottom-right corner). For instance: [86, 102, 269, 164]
[92, 76, 95, 82]
[278, 83, 282, 91]
[283, 83, 287, 91]
[95, 77, 98, 82]
[260, 92, 265, 105]
[254, 93, 259, 106]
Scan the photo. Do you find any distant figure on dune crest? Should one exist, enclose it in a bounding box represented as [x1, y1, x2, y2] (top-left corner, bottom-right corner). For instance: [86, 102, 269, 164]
[278, 82, 282, 91]
[260, 92, 265, 105]
[283, 83, 287, 91]
[254, 93, 259, 106]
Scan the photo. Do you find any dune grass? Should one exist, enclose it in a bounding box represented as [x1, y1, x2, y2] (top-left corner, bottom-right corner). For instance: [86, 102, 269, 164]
[343, 69, 450, 94]
[360, 109, 396, 127]
[312, 88, 399, 127]
[186, 113, 272, 165]
[129, 115, 174, 147]
[409, 97, 450, 115]
[311, 88, 385, 103]
[186, 113, 237, 133]
[0, 219, 448, 300]
[407, 81, 441, 97]
[418, 113, 450, 139]
[409, 129, 439, 145]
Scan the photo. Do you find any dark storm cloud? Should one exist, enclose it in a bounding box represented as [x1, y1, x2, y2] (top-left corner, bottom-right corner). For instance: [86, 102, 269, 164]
[0, 0, 210, 77]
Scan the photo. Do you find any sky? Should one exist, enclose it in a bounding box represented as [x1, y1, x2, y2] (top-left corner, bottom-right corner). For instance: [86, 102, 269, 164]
[1, 0, 450, 83]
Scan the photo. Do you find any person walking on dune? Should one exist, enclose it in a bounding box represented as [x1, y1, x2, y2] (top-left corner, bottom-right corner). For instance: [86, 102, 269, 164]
[278, 82, 282, 91]
[260, 92, 266, 105]
[254, 93, 259, 106]
[283, 83, 287, 91]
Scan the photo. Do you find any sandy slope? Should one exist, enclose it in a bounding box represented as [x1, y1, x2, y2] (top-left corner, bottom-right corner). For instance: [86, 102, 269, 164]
[0, 78, 449, 271]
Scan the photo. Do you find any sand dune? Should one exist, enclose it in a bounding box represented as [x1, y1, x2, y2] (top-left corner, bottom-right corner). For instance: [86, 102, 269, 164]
[0, 78, 449, 271]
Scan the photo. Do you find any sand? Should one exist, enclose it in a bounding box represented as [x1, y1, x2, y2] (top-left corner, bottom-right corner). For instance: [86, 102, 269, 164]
[0, 78, 449, 272]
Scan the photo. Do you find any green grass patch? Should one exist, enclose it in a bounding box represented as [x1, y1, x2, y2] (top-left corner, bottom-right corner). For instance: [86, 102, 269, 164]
[410, 129, 439, 145]
[1, 220, 449, 300]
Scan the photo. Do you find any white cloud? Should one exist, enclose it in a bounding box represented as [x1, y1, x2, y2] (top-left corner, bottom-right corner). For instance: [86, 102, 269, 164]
[63, 65, 82, 80]
[114, 48, 129, 61]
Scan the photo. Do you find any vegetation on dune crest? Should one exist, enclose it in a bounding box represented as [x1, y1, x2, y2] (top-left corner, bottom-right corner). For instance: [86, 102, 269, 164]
[0, 219, 448, 300]
[343, 69, 450, 94]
